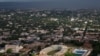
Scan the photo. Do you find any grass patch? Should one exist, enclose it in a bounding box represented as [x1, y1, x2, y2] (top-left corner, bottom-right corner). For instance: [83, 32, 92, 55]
[47, 50, 60, 55]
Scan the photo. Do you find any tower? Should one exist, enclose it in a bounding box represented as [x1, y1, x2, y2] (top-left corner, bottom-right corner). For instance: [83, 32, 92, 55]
[82, 21, 89, 40]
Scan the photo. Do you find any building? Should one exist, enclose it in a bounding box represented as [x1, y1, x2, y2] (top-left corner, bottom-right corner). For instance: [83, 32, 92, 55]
[39, 45, 68, 56]
[5, 45, 23, 53]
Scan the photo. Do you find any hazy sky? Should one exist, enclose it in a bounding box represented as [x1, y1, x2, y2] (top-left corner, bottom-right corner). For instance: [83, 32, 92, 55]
[0, 0, 100, 2]
[0, 0, 56, 2]
[0, 0, 100, 9]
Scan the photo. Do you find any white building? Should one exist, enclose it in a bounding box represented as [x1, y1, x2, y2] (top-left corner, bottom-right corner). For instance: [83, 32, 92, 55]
[0, 49, 5, 53]
[5, 45, 23, 53]
[39, 45, 68, 56]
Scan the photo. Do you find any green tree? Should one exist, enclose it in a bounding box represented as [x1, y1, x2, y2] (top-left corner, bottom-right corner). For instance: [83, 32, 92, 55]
[30, 53, 35, 56]
[0, 53, 3, 56]
[64, 50, 75, 56]
[6, 48, 12, 54]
